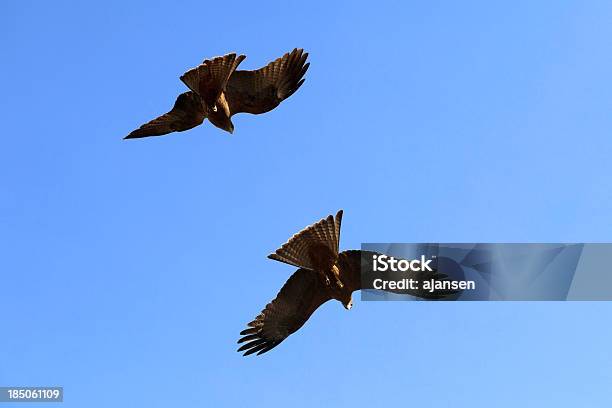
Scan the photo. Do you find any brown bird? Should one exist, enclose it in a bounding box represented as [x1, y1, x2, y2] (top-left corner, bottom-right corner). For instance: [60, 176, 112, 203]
[124, 48, 309, 139]
[237, 210, 456, 356]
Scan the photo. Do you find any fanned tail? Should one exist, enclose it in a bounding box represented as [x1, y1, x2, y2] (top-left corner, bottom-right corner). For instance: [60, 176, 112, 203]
[180, 53, 246, 109]
[268, 210, 343, 271]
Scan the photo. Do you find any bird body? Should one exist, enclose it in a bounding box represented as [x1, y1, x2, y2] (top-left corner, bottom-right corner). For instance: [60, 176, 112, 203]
[125, 49, 309, 139]
[325, 258, 353, 309]
[238, 210, 456, 356]
[267, 210, 353, 306]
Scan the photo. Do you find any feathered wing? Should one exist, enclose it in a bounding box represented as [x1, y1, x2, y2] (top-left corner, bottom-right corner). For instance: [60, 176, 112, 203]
[338, 250, 459, 299]
[268, 210, 343, 271]
[225, 48, 309, 115]
[180, 53, 246, 110]
[124, 92, 205, 139]
[238, 268, 331, 356]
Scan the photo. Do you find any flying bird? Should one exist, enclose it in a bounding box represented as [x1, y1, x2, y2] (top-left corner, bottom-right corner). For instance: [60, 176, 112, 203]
[124, 48, 309, 139]
[237, 210, 457, 356]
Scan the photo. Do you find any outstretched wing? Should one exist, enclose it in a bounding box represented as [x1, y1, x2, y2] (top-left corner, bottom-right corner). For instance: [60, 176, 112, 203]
[238, 268, 331, 356]
[180, 53, 245, 110]
[225, 48, 309, 116]
[268, 210, 343, 271]
[338, 250, 459, 299]
[124, 92, 205, 139]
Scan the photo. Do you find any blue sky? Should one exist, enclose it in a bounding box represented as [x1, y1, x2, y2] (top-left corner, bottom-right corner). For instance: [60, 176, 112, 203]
[2, 1, 612, 406]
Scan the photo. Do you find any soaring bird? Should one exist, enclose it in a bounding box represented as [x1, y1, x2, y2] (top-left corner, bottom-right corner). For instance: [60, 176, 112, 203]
[237, 210, 457, 356]
[124, 48, 309, 139]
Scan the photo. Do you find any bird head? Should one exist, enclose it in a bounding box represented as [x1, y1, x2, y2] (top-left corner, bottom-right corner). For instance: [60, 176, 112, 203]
[342, 295, 353, 310]
[208, 114, 235, 134]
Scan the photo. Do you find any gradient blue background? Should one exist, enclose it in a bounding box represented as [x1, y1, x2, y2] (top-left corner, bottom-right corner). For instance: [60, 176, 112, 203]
[2, 1, 612, 406]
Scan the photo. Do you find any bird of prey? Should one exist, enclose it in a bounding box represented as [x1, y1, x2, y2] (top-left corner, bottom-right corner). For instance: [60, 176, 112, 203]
[237, 210, 456, 356]
[124, 48, 309, 139]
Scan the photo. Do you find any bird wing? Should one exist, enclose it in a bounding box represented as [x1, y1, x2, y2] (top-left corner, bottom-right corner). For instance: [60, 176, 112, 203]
[124, 92, 205, 139]
[225, 48, 309, 116]
[268, 210, 343, 271]
[238, 268, 331, 356]
[180, 53, 246, 109]
[338, 250, 459, 299]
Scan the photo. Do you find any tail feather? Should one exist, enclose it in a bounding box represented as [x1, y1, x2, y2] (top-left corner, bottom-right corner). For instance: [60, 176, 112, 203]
[268, 210, 343, 271]
[180, 53, 246, 108]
